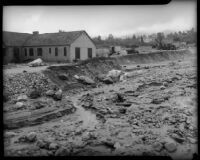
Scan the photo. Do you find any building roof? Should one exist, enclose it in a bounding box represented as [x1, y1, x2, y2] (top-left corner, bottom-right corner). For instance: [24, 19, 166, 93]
[23, 30, 85, 46]
[3, 30, 96, 47]
[3, 31, 32, 47]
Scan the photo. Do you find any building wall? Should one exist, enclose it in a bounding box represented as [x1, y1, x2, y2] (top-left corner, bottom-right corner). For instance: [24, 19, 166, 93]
[3, 47, 14, 64]
[70, 33, 96, 61]
[22, 46, 70, 62]
[3, 47, 24, 64]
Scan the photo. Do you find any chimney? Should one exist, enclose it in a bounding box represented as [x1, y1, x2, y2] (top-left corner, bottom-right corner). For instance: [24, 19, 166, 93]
[33, 31, 39, 35]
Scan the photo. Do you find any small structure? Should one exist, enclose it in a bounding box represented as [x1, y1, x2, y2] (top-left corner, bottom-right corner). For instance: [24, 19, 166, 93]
[3, 30, 96, 64]
[96, 48, 110, 57]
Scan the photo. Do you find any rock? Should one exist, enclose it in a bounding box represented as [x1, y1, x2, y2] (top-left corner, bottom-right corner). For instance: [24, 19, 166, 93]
[28, 58, 44, 67]
[23, 70, 27, 73]
[119, 108, 127, 114]
[31, 101, 46, 110]
[49, 143, 59, 150]
[45, 90, 55, 97]
[171, 133, 185, 143]
[15, 102, 26, 110]
[107, 70, 122, 79]
[4, 131, 17, 138]
[55, 147, 70, 156]
[160, 86, 166, 90]
[36, 139, 49, 149]
[164, 142, 177, 153]
[53, 89, 62, 100]
[103, 76, 114, 84]
[137, 65, 140, 68]
[26, 132, 37, 142]
[17, 95, 28, 102]
[187, 137, 197, 144]
[79, 76, 95, 85]
[74, 75, 79, 79]
[114, 142, 121, 149]
[151, 98, 164, 104]
[163, 82, 168, 87]
[58, 73, 68, 80]
[29, 89, 41, 99]
[152, 142, 163, 152]
[112, 93, 125, 103]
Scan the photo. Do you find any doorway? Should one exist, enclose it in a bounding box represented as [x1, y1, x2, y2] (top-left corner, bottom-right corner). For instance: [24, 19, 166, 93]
[13, 47, 20, 63]
[75, 47, 80, 59]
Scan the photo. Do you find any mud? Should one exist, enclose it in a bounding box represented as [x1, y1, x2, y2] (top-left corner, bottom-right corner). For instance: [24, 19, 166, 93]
[3, 49, 197, 158]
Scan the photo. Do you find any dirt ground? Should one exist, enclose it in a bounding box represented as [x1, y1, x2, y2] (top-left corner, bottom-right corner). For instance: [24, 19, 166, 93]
[3, 49, 197, 158]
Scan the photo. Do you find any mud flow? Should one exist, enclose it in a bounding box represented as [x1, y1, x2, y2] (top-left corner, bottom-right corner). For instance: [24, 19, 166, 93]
[3, 49, 197, 158]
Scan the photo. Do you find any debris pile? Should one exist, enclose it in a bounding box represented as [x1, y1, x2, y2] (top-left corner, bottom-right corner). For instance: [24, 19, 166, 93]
[3, 72, 56, 99]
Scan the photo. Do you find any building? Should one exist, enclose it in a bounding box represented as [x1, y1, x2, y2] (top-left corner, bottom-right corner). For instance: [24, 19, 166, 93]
[3, 30, 96, 64]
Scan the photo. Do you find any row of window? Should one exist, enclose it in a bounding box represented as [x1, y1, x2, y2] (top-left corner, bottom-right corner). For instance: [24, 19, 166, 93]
[24, 47, 67, 57]
[24, 47, 93, 59]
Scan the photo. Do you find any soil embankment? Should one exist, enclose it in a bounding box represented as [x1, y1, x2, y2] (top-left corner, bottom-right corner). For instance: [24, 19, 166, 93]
[115, 49, 192, 65]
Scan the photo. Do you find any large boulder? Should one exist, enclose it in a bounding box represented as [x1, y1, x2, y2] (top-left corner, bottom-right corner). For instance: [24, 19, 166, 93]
[45, 90, 55, 97]
[107, 70, 122, 79]
[28, 58, 45, 67]
[15, 102, 26, 110]
[78, 76, 95, 85]
[102, 77, 114, 84]
[17, 95, 28, 102]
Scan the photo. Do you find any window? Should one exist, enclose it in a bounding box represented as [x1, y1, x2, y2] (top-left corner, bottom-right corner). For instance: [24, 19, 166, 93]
[24, 48, 27, 56]
[29, 48, 34, 56]
[88, 48, 92, 58]
[37, 48, 43, 56]
[64, 47, 67, 56]
[49, 48, 51, 54]
[55, 48, 58, 56]
[75, 47, 80, 59]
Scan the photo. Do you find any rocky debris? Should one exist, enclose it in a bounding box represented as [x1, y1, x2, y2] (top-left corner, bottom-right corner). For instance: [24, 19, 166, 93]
[17, 95, 28, 102]
[58, 73, 69, 80]
[164, 142, 177, 153]
[4, 72, 55, 100]
[53, 89, 62, 100]
[18, 132, 37, 143]
[152, 142, 163, 152]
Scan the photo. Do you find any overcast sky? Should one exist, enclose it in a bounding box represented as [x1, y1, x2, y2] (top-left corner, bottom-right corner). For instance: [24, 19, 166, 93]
[3, 1, 196, 38]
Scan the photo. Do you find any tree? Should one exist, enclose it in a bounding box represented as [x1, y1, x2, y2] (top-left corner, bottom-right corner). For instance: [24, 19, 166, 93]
[97, 35, 102, 41]
[108, 34, 114, 41]
[155, 32, 165, 49]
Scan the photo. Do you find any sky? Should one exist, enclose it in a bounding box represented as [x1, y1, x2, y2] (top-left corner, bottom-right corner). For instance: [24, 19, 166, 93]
[3, 1, 196, 38]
